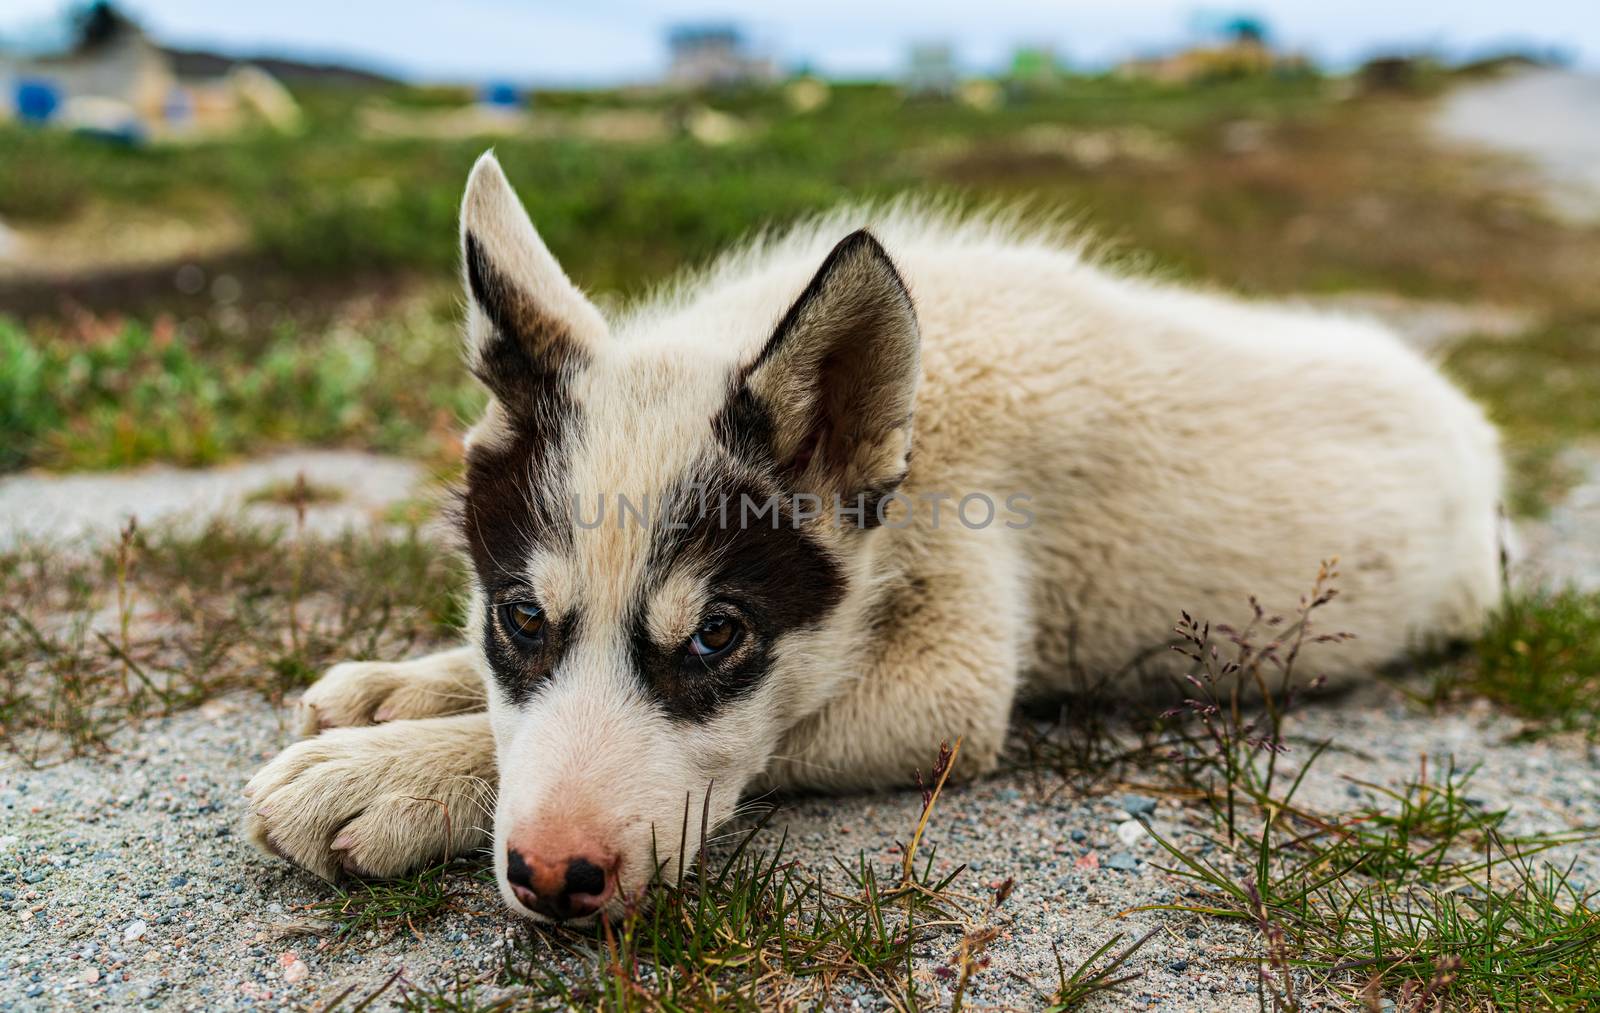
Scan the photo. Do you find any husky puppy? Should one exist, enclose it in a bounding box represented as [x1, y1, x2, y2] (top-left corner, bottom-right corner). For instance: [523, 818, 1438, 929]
[245, 152, 1502, 922]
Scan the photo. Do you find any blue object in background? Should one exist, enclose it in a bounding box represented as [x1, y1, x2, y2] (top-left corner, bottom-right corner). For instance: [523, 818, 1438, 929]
[480, 82, 521, 109]
[15, 78, 62, 124]
[164, 86, 193, 125]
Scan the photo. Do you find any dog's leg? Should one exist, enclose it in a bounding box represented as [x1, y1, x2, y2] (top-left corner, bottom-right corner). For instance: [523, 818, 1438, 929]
[244, 713, 496, 881]
[295, 645, 487, 735]
[766, 538, 1026, 793]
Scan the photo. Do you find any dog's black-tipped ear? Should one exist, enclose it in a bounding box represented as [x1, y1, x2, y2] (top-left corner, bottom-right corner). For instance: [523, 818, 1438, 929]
[737, 230, 920, 520]
[460, 151, 604, 408]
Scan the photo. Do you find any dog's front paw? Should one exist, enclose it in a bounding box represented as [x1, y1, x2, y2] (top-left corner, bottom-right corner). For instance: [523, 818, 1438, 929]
[296, 655, 482, 736]
[243, 718, 494, 881]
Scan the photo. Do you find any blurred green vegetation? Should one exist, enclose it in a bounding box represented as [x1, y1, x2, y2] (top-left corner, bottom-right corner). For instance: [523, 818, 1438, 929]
[1440, 588, 1600, 739]
[1443, 314, 1600, 516]
[0, 305, 478, 472]
[3, 74, 1600, 506]
[0, 78, 1328, 290]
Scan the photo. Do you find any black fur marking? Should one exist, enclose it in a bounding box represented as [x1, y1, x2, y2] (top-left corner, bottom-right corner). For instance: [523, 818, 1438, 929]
[478, 591, 578, 707]
[710, 381, 777, 472]
[459, 419, 578, 705]
[628, 466, 846, 723]
[747, 229, 910, 374]
[458, 232, 595, 702]
[464, 231, 586, 414]
[712, 229, 918, 526]
[713, 377, 911, 529]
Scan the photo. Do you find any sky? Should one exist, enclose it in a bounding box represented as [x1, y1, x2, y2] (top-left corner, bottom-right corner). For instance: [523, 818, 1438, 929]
[5, 0, 1597, 83]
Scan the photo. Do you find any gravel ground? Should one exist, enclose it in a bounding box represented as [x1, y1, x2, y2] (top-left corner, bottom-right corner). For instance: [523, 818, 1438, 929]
[2, 441, 1597, 1011]
[2, 462, 1597, 1010]
[2, 671, 1595, 1011]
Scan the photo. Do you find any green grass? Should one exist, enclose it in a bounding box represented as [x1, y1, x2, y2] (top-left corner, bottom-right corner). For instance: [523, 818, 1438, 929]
[1142, 761, 1600, 1009]
[7, 76, 1600, 484]
[1441, 589, 1600, 739]
[0, 76, 1346, 474]
[1042, 929, 1158, 1011]
[501, 836, 966, 1010]
[0, 303, 477, 473]
[1443, 315, 1600, 515]
[316, 740, 1158, 1012]
[511, 750, 974, 1011]
[1143, 577, 1600, 1009]
[304, 859, 482, 947]
[2, 73, 1576, 306]
[1014, 567, 1600, 1009]
[0, 78, 1326, 286]
[0, 517, 466, 764]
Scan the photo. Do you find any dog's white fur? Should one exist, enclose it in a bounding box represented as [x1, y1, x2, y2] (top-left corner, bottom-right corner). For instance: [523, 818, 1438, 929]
[246, 153, 1502, 913]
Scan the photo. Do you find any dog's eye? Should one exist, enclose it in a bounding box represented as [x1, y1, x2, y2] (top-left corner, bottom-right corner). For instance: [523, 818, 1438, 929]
[500, 602, 546, 645]
[686, 616, 741, 660]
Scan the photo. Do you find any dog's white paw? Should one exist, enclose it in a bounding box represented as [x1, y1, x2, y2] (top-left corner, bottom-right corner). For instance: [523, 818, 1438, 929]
[243, 717, 495, 881]
[296, 654, 484, 736]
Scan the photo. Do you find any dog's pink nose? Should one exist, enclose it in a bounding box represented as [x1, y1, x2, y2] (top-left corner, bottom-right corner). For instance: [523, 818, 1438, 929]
[504, 845, 618, 920]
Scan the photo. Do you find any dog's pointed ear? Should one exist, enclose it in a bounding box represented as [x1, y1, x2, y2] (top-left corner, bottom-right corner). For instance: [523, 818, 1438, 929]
[460, 151, 605, 407]
[736, 230, 920, 522]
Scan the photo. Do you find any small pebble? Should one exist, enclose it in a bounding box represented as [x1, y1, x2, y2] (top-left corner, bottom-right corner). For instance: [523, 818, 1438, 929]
[1119, 794, 1158, 818]
[1106, 852, 1139, 872]
[122, 920, 147, 942]
[279, 951, 309, 984]
[1115, 819, 1148, 846]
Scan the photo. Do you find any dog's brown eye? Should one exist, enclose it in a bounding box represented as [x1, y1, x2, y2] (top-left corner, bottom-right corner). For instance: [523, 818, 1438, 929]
[500, 602, 546, 645]
[686, 616, 740, 659]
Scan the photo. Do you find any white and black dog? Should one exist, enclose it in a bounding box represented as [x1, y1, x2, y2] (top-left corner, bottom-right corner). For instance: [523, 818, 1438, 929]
[245, 152, 1502, 923]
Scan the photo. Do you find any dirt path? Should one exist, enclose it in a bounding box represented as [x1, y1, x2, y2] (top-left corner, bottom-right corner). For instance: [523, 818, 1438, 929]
[1434, 69, 1600, 224]
[0, 451, 422, 549]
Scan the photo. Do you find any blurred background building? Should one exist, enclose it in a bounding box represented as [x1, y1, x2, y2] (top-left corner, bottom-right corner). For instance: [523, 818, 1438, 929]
[0, 2, 300, 142]
[664, 23, 778, 89]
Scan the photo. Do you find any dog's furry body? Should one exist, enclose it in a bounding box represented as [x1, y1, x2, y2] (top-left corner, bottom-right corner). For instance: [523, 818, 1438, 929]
[246, 155, 1502, 920]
